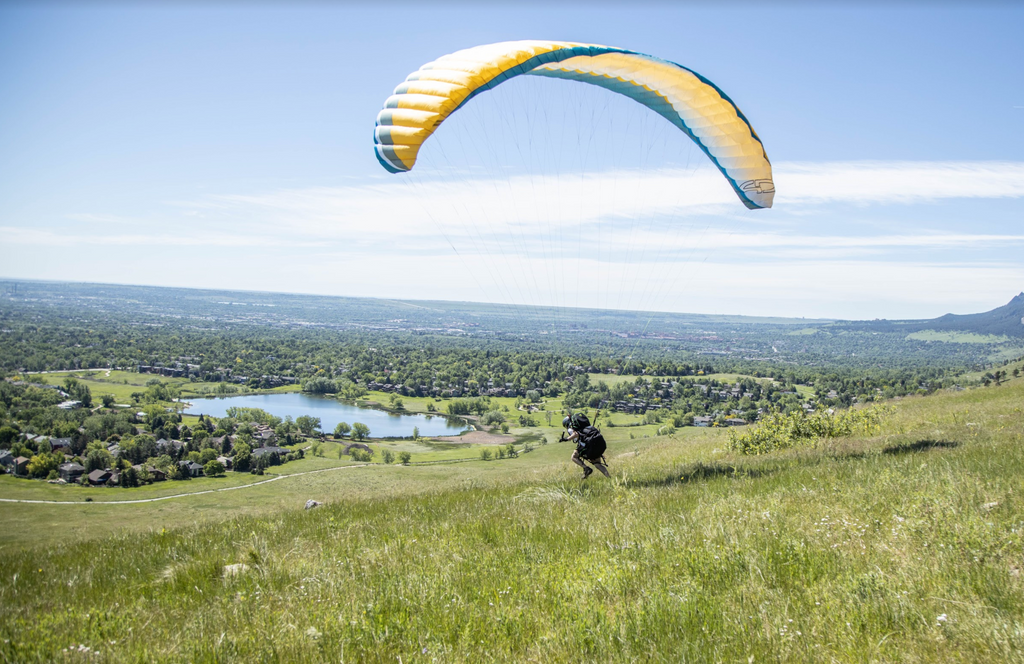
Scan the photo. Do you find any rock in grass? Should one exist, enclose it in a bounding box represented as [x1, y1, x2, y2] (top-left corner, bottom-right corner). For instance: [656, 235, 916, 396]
[305, 499, 323, 510]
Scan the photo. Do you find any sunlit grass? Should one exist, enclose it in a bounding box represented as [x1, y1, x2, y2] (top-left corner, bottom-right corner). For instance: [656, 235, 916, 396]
[1, 381, 1023, 661]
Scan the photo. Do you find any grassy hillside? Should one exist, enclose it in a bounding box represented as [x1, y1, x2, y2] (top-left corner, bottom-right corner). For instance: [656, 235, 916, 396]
[1, 380, 1023, 662]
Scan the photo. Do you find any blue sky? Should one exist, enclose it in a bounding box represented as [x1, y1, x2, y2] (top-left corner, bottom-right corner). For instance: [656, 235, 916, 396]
[1, 3, 1022, 319]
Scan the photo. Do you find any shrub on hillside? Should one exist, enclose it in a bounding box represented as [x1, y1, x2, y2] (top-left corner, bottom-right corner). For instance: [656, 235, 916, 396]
[728, 406, 891, 455]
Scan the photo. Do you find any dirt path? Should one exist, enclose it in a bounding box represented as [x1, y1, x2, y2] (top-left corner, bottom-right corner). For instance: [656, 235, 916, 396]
[0, 464, 370, 505]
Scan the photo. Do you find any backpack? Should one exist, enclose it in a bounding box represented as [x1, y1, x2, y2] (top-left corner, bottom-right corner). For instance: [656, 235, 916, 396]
[576, 425, 606, 461]
[570, 412, 591, 431]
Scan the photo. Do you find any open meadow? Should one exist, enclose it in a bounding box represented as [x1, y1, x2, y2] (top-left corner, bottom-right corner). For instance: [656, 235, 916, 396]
[1, 376, 1023, 662]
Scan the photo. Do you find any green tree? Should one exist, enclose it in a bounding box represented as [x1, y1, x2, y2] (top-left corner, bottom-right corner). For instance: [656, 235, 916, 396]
[203, 460, 225, 477]
[351, 422, 370, 441]
[333, 422, 351, 438]
[382, 449, 395, 464]
[199, 448, 218, 464]
[84, 448, 111, 472]
[143, 404, 166, 430]
[119, 466, 140, 488]
[0, 425, 18, 446]
[412, 426, 419, 440]
[64, 377, 92, 407]
[296, 415, 321, 436]
[398, 451, 412, 465]
[302, 377, 336, 394]
[481, 410, 505, 426]
[101, 393, 116, 408]
[233, 442, 252, 472]
[27, 452, 60, 478]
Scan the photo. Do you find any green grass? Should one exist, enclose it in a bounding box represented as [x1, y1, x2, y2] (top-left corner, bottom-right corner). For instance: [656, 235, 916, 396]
[21, 369, 300, 407]
[906, 330, 1008, 344]
[588, 372, 641, 387]
[2, 380, 1023, 661]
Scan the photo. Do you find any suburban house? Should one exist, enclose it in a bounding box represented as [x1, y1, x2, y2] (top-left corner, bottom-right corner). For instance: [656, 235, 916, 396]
[87, 469, 112, 485]
[252, 445, 290, 460]
[725, 418, 747, 427]
[57, 400, 83, 410]
[156, 438, 184, 455]
[693, 416, 714, 427]
[178, 460, 204, 477]
[0, 449, 14, 471]
[50, 437, 72, 453]
[216, 455, 233, 470]
[13, 456, 30, 475]
[22, 433, 48, 446]
[133, 464, 166, 481]
[59, 462, 86, 483]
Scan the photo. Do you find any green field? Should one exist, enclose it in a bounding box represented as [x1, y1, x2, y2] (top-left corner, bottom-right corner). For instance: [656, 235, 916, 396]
[906, 330, 1009, 344]
[21, 369, 300, 407]
[2, 378, 1023, 661]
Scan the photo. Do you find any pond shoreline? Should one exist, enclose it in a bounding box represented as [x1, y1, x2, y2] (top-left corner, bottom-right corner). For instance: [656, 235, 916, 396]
[179, 391, 470, 439]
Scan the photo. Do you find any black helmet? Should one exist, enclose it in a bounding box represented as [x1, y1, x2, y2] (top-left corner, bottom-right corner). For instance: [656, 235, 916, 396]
[562, 416, 571, 429]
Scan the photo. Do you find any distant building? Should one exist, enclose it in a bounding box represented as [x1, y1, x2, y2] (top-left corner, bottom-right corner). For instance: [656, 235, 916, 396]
[693, 416, 714, 427]
[87, 469, 112, 485]
[134, 465, 166, 481]
[59, 462, 86, 483]
[12, 456, 30, 475]
[252, 446, 290, 460]
[178, 460, 204, 478]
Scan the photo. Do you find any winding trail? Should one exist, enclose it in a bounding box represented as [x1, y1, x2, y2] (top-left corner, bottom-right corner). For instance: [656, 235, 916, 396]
[0, 463, 371, 505]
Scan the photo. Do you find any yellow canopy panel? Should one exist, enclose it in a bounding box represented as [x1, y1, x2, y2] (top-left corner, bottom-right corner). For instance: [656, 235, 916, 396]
[374, 40, 774, 209]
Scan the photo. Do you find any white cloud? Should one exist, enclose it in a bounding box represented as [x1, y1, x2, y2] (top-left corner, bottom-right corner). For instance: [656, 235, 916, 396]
[776, 161, 1024, 205]
[0, 226, 319, 248]
[5, 159, 1021, 319]
[188, 160, 1024, 246]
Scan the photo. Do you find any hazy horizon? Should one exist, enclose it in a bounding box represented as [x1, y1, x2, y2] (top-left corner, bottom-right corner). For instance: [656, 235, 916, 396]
[4, 275, 1021, 324]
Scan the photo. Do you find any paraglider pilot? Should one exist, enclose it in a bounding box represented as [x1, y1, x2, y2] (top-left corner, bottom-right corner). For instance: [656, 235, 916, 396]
[562, 412, 610, 480]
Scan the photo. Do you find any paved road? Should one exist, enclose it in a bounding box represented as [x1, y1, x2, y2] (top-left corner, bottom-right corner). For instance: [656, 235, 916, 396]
[0, 464, 370, 505]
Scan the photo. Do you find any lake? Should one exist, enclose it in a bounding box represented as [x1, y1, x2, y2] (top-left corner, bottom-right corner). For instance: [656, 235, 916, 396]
[181, 392, 468, 438]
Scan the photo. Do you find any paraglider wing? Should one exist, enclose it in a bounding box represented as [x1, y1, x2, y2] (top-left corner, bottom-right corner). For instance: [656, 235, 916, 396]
[374, 40, 774, 209]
